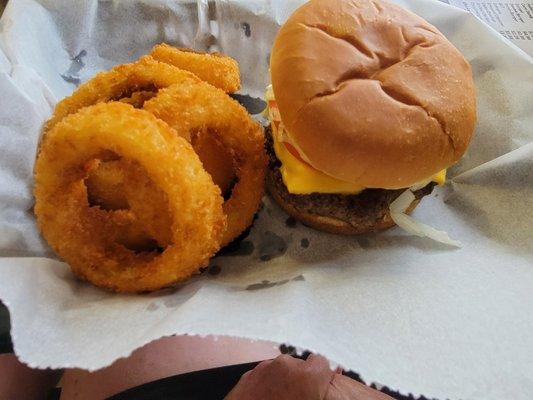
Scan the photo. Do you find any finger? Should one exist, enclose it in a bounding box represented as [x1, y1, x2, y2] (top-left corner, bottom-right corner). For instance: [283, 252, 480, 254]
[272, 353, 303, 367]
[305, 354, 335, 381]
[302, 354, 336, 398]
[262, 354, 303, 378]
[305, 354, 331, 371]
[249, 359, 273, 375]
[325, 374, 395, 400]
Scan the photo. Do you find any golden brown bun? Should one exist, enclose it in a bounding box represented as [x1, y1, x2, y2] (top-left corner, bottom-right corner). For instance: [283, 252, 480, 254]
[270, 0, 476, 189]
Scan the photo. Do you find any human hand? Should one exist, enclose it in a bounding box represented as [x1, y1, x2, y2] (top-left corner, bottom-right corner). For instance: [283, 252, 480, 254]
[226, 354, 394, 400]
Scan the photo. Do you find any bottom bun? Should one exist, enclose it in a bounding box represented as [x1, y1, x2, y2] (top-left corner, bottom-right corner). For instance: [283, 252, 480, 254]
[265, 126, 434, 235]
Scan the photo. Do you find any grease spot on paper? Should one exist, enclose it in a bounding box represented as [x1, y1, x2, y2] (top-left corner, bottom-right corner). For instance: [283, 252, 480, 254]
[61, 50, 87, 85]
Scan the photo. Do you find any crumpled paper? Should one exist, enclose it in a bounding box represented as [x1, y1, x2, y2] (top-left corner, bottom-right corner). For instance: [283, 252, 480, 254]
[0, 0, 532, 399]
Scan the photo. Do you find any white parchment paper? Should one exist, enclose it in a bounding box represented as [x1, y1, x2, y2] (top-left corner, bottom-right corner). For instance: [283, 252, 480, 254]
[1, 0, 532, 399]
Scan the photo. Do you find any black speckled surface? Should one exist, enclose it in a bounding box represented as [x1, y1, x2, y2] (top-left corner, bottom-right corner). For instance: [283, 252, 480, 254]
[0, 302, 11, 353]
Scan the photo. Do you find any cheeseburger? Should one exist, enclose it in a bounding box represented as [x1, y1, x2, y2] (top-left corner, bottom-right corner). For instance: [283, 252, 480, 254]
[266, 0, 476, 234]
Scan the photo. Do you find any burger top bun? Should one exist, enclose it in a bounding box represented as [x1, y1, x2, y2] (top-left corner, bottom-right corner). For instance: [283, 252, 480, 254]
[270, 0, 476, 189]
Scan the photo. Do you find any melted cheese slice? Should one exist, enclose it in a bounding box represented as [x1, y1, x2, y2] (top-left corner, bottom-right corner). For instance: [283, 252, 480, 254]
[273, 133, 366, 194]
[266, 86, 446, 194]
[432, 169, 446, 186]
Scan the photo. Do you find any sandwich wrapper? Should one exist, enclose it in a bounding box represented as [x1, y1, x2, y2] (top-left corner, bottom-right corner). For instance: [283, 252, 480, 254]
[0, 0, 532, 398]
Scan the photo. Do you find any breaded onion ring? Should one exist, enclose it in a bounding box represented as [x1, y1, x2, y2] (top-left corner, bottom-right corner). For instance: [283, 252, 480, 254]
[150, 43, 240, 93]
[85, 123, 236, 210]
[35, 102, 225, 292]
[44, 57, 200, 135]
[144, 80, 267, 246]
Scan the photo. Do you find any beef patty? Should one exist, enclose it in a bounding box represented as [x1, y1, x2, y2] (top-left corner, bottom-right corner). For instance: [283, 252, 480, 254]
[265, 126, 435, 234]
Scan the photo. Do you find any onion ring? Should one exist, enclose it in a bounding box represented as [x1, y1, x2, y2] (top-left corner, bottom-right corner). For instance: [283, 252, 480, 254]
[148, 44, 239, 193]
[35, 102, 225, 292]
[85, 125, 236, 210]
[150, 43, 240, 93]
[144, 80, 267, 246]
[44, 56, 200, 135]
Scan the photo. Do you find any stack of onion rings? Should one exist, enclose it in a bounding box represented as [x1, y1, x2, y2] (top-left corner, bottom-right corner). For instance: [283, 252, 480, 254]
[50, 52, 236, 200]
[35, 44, 266, 292]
